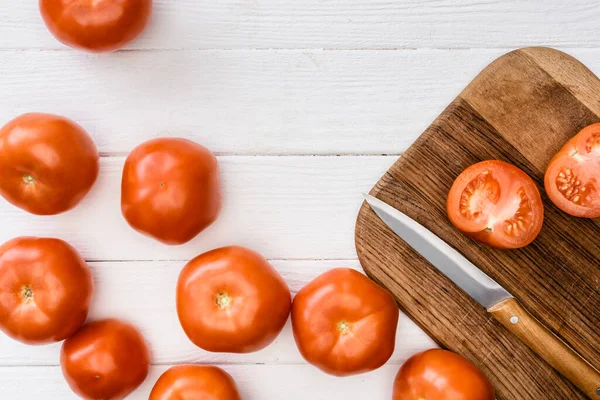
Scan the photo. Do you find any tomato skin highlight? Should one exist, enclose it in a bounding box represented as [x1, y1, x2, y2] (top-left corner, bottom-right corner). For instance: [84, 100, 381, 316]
[0, 237, 93, 345]
[39, 0, 152, 53]
[121, 138, 222, 245]
[0, 113, 99, 215]
[446, 160, 544, 249]
[291, 268, 399, 376]
[61, 319, 150, 400]
[393, 349, 495, 400]
[545, 123, 600, 218]
[177, 246, 291, 353]
[149, 365, 242, 400]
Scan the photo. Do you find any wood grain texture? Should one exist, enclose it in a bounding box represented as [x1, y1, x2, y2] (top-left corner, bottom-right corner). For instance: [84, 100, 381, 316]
[355, 47, 600, 399]
[0, 260, 435, 366]
[489, 298, 600, 398]
[1, 1, 600, 50]
[4, 0, 600, 398]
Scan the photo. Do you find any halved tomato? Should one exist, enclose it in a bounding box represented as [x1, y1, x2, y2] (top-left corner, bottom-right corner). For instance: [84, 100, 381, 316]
[545, 123, 600, 218]
[446, 160, 544, 249]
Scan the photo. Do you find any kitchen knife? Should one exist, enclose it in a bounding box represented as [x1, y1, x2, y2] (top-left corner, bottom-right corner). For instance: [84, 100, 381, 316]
[363, 194, 600, 399]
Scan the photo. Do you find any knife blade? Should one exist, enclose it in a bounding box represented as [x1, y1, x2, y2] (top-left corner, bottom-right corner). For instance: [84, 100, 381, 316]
[363, 193, 600, 399]
[363, 193, 512, 310]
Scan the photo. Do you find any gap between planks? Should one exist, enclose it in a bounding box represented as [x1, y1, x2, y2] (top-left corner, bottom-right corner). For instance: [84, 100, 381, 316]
[85, 258, 362, 262]
[0, 362, 404, 368]
[0, 47, 536, 52]
[98, 152, 404, 158]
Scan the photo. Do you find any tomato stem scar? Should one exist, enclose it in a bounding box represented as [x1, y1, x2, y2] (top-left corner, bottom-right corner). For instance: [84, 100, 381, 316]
[20, 285, 34, 302]
[215, 292, 232, 309]
[22, 174, 36, 185]
[337, 321, 350, 334]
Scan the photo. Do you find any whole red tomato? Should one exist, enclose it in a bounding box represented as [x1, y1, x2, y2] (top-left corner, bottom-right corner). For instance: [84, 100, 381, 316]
[291, 268, 399, 376]
[177, 246, 291, 353]
[0, 237, 93, 345]
[545, 123, 600, 218]
[446, 160, 544, 249]
[61, 319, 150, 400]
[39, 0, 152, 53]
[149, 365, 241, 400]
[0, 113, 99, 215]
[393, 349, 495, 400]
[121, 138, 221, 245]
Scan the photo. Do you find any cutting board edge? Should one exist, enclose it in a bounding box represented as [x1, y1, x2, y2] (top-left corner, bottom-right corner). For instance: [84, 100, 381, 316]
[353, 46, 600, 400]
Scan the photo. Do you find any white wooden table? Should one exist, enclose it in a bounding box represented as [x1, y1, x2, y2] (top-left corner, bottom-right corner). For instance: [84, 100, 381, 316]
[1, 1, 599, 398]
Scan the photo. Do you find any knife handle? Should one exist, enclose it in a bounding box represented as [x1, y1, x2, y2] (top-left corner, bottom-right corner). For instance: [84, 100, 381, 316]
[489, 298, 600, 398]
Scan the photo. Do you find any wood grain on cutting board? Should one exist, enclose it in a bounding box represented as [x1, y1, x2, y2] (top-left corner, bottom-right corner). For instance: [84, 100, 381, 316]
[355, 47, 600, 400]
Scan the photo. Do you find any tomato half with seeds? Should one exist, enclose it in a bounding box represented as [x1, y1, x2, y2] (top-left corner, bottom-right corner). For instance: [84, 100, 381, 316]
[545, 123, 600, 218]
[0, 237, 93, 345]
[446, 160, 544, 249]
[177, 246, 291, 353]
[149, 365, 241, 400]
[393, 349, 495, 400]
[291, 268, 399, 376]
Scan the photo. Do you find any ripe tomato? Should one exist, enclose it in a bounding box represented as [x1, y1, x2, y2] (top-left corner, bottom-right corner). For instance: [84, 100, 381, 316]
[393, 349, 495, 400]
[291, 268, 399, 376]
[149, 365, 241, 400]
[0, 237, 93, 345]
[0, 113, 99, 215]
[177, 246, 291, 353]
[39, 0, 152, 53]
[446, 160, 544, 249]
[61, 319, 150, 400]
[545, 123, 600, 218]
[121, 138, 221, 245]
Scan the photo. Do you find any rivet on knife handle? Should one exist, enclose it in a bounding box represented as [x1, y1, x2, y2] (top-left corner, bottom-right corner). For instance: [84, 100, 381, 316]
[489, 298, 600, 398]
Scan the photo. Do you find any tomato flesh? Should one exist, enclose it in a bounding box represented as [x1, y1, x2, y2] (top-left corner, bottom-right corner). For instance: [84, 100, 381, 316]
[447, 160, 544, 249]
[458, 171, 501, 225]
[545, 123, 600, 218]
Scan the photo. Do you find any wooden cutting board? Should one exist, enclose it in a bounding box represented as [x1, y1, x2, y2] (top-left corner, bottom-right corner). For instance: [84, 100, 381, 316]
[355, 47, 600, 399]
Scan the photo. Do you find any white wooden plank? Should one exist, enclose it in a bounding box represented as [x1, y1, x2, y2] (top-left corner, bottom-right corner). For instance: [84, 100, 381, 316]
[0, 363, 403, 399]
[0, 156, 393, 261]
[1, 1, 599, 50]
[0, 48, 498, 155]
[0, 260, 437, 365]
[2, 48, 599, 156]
